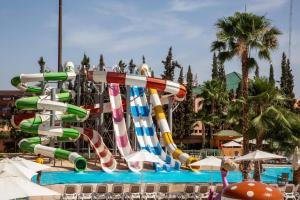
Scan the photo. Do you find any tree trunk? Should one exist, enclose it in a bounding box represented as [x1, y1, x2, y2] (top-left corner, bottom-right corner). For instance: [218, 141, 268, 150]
[208, 98, 216, 148]
[253, 133, 264, 181]
[241, 47, 250, 180]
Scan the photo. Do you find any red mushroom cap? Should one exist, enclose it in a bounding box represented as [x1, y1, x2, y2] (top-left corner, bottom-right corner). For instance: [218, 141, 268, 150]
[222, 181, 283, 200]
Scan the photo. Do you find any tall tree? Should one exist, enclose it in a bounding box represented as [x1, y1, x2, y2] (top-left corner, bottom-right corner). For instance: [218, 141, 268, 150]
[142, 55, 146, 64]
[128, 59, 136, 74]
[269, 63, 275, 85]
[285, 59, 295, 98]
[280, 52, 287, 90]
[81, 53, 90, 70]
[80, 53, 92, 105]
[280, 52, 295, 98]
[118, 60, 127, 73]
[38, 57, 46, 73]
[38, 57, 46, 90]
[183, 66, 195, 136]
[218, 60, 226, 84]
[211, 52, 219, 80]
[99, 54, 105, 71]
[161, 47, 180, 81]
[255, 65, 260, 78]
[173, 67, 185, 138]
[211, 12, 281, 179]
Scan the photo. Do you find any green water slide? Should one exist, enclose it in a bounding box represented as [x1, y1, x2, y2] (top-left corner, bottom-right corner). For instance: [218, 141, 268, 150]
[11, 63, 88, 171]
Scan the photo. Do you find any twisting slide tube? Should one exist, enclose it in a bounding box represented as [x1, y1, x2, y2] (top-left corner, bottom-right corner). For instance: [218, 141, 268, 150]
[108, 83, 143, 172]
[11, 63, 116, 172]
[76, 128, 117, 173]
[140, 65, 199, 171]
[130, 86, 181, 171]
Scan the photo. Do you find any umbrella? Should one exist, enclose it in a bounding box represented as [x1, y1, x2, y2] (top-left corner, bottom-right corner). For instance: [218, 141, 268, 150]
[234, 150, 285, 162]
[222, 141, 242, 147]
[0, 171, 60, 200]
[125, 150, 164, 165]
[10, 157, 50, 172]
[0, 158, 37, 180]
[190, 156, 221, 170]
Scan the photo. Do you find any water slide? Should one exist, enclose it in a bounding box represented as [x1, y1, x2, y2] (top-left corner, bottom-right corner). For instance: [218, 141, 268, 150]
[87, 67, 199, 170]
[108, 83, 143, 172]
[10, 63, 116, 172]
[140, 65, 200, 171]
[130, 86, 181, 171]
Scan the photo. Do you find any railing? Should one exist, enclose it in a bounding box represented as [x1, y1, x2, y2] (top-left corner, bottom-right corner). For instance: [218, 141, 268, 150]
[182, 149, 221, 158]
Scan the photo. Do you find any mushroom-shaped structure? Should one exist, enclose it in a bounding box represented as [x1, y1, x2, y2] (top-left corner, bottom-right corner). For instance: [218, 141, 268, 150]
[222, 181, 283, 200]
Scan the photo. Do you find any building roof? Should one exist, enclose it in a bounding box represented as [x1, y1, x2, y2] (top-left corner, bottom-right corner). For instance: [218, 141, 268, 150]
[213, 130, 242, 137]
[192, 71, 242, 95]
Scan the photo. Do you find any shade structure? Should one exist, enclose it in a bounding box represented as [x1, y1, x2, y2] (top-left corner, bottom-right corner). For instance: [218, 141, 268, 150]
[234, 150, 285, 162]
[190, 156, 221, 170]
[233, 137, 243, 143]
[10, 156, 50, 172]
[125, 150, 164, 166]
[0, 158, 36, 180]
[222, 141, 242, 147]
[0, 171, 60, 200]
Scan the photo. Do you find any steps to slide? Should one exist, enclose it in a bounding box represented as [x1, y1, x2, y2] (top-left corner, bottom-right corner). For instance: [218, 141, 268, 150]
[10, 63, 116, 172]
[130, 86, 181, 171]
[108, 83, 143, 172]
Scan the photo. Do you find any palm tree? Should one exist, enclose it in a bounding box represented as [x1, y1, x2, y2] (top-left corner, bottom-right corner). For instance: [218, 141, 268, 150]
[249, 78, 300, 180]
[211, 12, 281, 178]
[197, 80, 229, 147]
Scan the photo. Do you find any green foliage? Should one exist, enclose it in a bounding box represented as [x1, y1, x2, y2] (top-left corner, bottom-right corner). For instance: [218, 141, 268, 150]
[218, 61, 226, 84]
[128, 59, 136, 74]
[280, 52, 295, 98]
[173, 68, 185, 138]
[38, 57, 46, 73]
[280, 52, 287, 89]
[269, 63, 275, 85]
[161, 47, 181, 81]
[211, 12, 281, 165]
[197, 79, 229, 146]
[142, 55, 146, 64]
[99, 54, 105, 71]
[248, 77, 300, 159]
[81, 53, 90, 69]
[285, 59, 295, 98]
[183, 66, 195, 135]
[255, 65, 259, 78]
[211, 52, 218, 80]
[118, 60, 127, 73]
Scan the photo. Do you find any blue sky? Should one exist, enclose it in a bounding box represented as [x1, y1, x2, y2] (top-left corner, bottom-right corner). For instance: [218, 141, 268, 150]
[1, 0, 299, 97]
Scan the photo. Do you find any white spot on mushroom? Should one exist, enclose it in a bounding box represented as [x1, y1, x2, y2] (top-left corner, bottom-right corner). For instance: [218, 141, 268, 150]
[231, 185, 237, 190]
[247, 191, 254, 197]
[266, 187, 273, 192]
[248, 183, 255, 186]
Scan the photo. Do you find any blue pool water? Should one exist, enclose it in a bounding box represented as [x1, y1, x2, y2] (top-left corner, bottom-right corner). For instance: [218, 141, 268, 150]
[33, 167, 292, 185]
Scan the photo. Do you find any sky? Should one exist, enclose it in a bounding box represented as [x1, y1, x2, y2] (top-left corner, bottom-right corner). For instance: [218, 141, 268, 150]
[0, 0, 299, 97]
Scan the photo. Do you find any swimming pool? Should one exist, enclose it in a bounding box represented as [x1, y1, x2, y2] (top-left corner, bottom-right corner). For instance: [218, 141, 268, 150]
[32, 167, 292, 185]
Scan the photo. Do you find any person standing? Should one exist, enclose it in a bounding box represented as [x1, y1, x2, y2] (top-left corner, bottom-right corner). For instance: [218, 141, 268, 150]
[36, 170, 42, 185]
[35, 154, 44, 185]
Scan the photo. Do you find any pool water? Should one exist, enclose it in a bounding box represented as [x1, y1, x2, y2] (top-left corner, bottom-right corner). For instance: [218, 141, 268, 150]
[33, 167, 292, 185]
